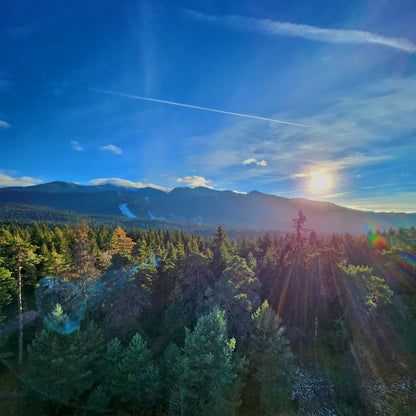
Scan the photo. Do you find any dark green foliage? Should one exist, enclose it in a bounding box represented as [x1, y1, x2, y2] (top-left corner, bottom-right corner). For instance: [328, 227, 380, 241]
[113, 333, 160, 415]
[247, 301, 294, 415]
[168, 309, 245, 416]
[0, 230, 39, 364]
[0, 222, 415, 416]
[88, 333, 160, 415]
[211, 225, 232, 276]
[84, 385, 110, 415]
[0, 230, 39, 287]
[206, 256, 261, 343]
[24, 320, 104, 413]
[163, 299, 187, 346]
[0, 202, 222, 234]
[0, 266, 15, 322]
[179, 252, 214, 327]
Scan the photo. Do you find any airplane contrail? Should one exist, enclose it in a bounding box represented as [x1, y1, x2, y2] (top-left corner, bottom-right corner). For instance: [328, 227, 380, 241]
[87, 87, 307, 127]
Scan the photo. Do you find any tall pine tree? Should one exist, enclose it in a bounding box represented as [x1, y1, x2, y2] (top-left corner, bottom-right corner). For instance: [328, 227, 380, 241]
[168, 308, 245, 416]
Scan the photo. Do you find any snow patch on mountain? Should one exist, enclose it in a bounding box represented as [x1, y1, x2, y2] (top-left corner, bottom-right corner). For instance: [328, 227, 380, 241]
[119, 203, 136, 218]
[147, 211, 167, 220]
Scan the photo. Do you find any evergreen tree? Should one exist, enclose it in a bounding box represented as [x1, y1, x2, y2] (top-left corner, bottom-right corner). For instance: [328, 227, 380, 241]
[25, 318, 104, 412]
[95, 224, 112, 252]
[0, 231, 38, 364]
[181, 252, 214, 325]
[163, 298, 187, 346]
[36, 241, 68, 278]
[100, 337, 124, 394]
[132, 237, 150, 263]
[246, 251, 257, 272]
[247, 301, 294, 415]
[0, 264, 16, 323]
[211, 225, 232, 276]
[52, 226, 72, 275]
[114, 333, 160, 415]
[168, 308, 245, 416]
[48, 245, 70, 276]
[206, 256, 261, 343]
[292, 210, 307, 242]
[84, 385, 110, 415]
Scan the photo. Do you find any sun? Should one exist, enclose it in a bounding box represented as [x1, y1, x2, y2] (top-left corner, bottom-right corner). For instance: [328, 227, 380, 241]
[309, 172, 331, 192]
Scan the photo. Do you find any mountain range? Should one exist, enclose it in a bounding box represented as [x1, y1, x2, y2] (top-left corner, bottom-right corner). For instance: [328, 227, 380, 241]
[0, 181, 415, 235]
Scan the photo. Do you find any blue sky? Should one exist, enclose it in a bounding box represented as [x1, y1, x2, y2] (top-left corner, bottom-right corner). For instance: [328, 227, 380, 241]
[0, 0, 415, 211]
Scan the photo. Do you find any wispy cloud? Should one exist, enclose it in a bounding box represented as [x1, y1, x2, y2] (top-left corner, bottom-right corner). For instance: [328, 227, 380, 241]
[0, 120, 10, 128]
[88, 87, 307, 127]
[70, 140, 85, 151]
[0, 172, 43, 188]
[185, 75, 416, 204]
[243, 158, 267, 166]
[189, 10, 416, 54]
[177, 175, 213, 188]
[89, 177, 169, 191]
[100, 144, 122, 155]
[319, 191, 354, 199]
[332, 192, 416, 213]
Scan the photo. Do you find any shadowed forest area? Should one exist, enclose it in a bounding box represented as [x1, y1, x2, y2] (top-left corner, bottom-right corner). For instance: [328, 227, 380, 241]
[0, 218, 415, 415]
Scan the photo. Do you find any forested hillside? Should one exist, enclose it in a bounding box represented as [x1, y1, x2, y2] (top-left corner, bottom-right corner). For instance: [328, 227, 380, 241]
[0, 219, 415, 415]
[2, 182, 416, 234]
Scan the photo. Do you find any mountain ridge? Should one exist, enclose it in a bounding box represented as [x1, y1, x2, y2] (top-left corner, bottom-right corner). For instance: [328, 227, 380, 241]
[0, 181, 415, 235]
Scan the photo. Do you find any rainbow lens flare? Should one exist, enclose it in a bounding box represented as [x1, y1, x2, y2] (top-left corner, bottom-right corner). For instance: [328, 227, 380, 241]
[367, 231, 387, 250]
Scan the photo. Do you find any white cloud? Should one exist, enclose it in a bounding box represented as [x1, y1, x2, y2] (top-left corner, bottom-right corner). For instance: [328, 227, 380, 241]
[100, 144, 122, 155]
[187, 74, 416, 191]
[89, 177, 169, 192]
[0, 172, 43, 188]
[177, 175, 213, 188]
[0, 120, 10, 128]
[243, 158, 257, 165]
[70, 140, 85, 151]
[243, 158, 267, 166]
[189, 11, 416, 54]
[290, 173, 309, 178]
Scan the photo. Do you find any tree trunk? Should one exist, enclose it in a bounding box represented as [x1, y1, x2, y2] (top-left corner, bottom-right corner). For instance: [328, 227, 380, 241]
[17, 250, 23, 365]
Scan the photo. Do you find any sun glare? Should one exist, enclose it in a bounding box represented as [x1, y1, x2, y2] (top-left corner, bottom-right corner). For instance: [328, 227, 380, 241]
[309, 172, 331, 192]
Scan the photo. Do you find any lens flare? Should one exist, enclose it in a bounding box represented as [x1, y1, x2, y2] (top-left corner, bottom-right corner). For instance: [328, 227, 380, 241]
[367, 231, 388, 250]
[35, 253, 158, 334]
[367, 228, 416, 276]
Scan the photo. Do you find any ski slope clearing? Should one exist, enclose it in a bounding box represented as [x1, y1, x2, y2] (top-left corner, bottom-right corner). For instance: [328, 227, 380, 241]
[119, 203, 136, 218]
